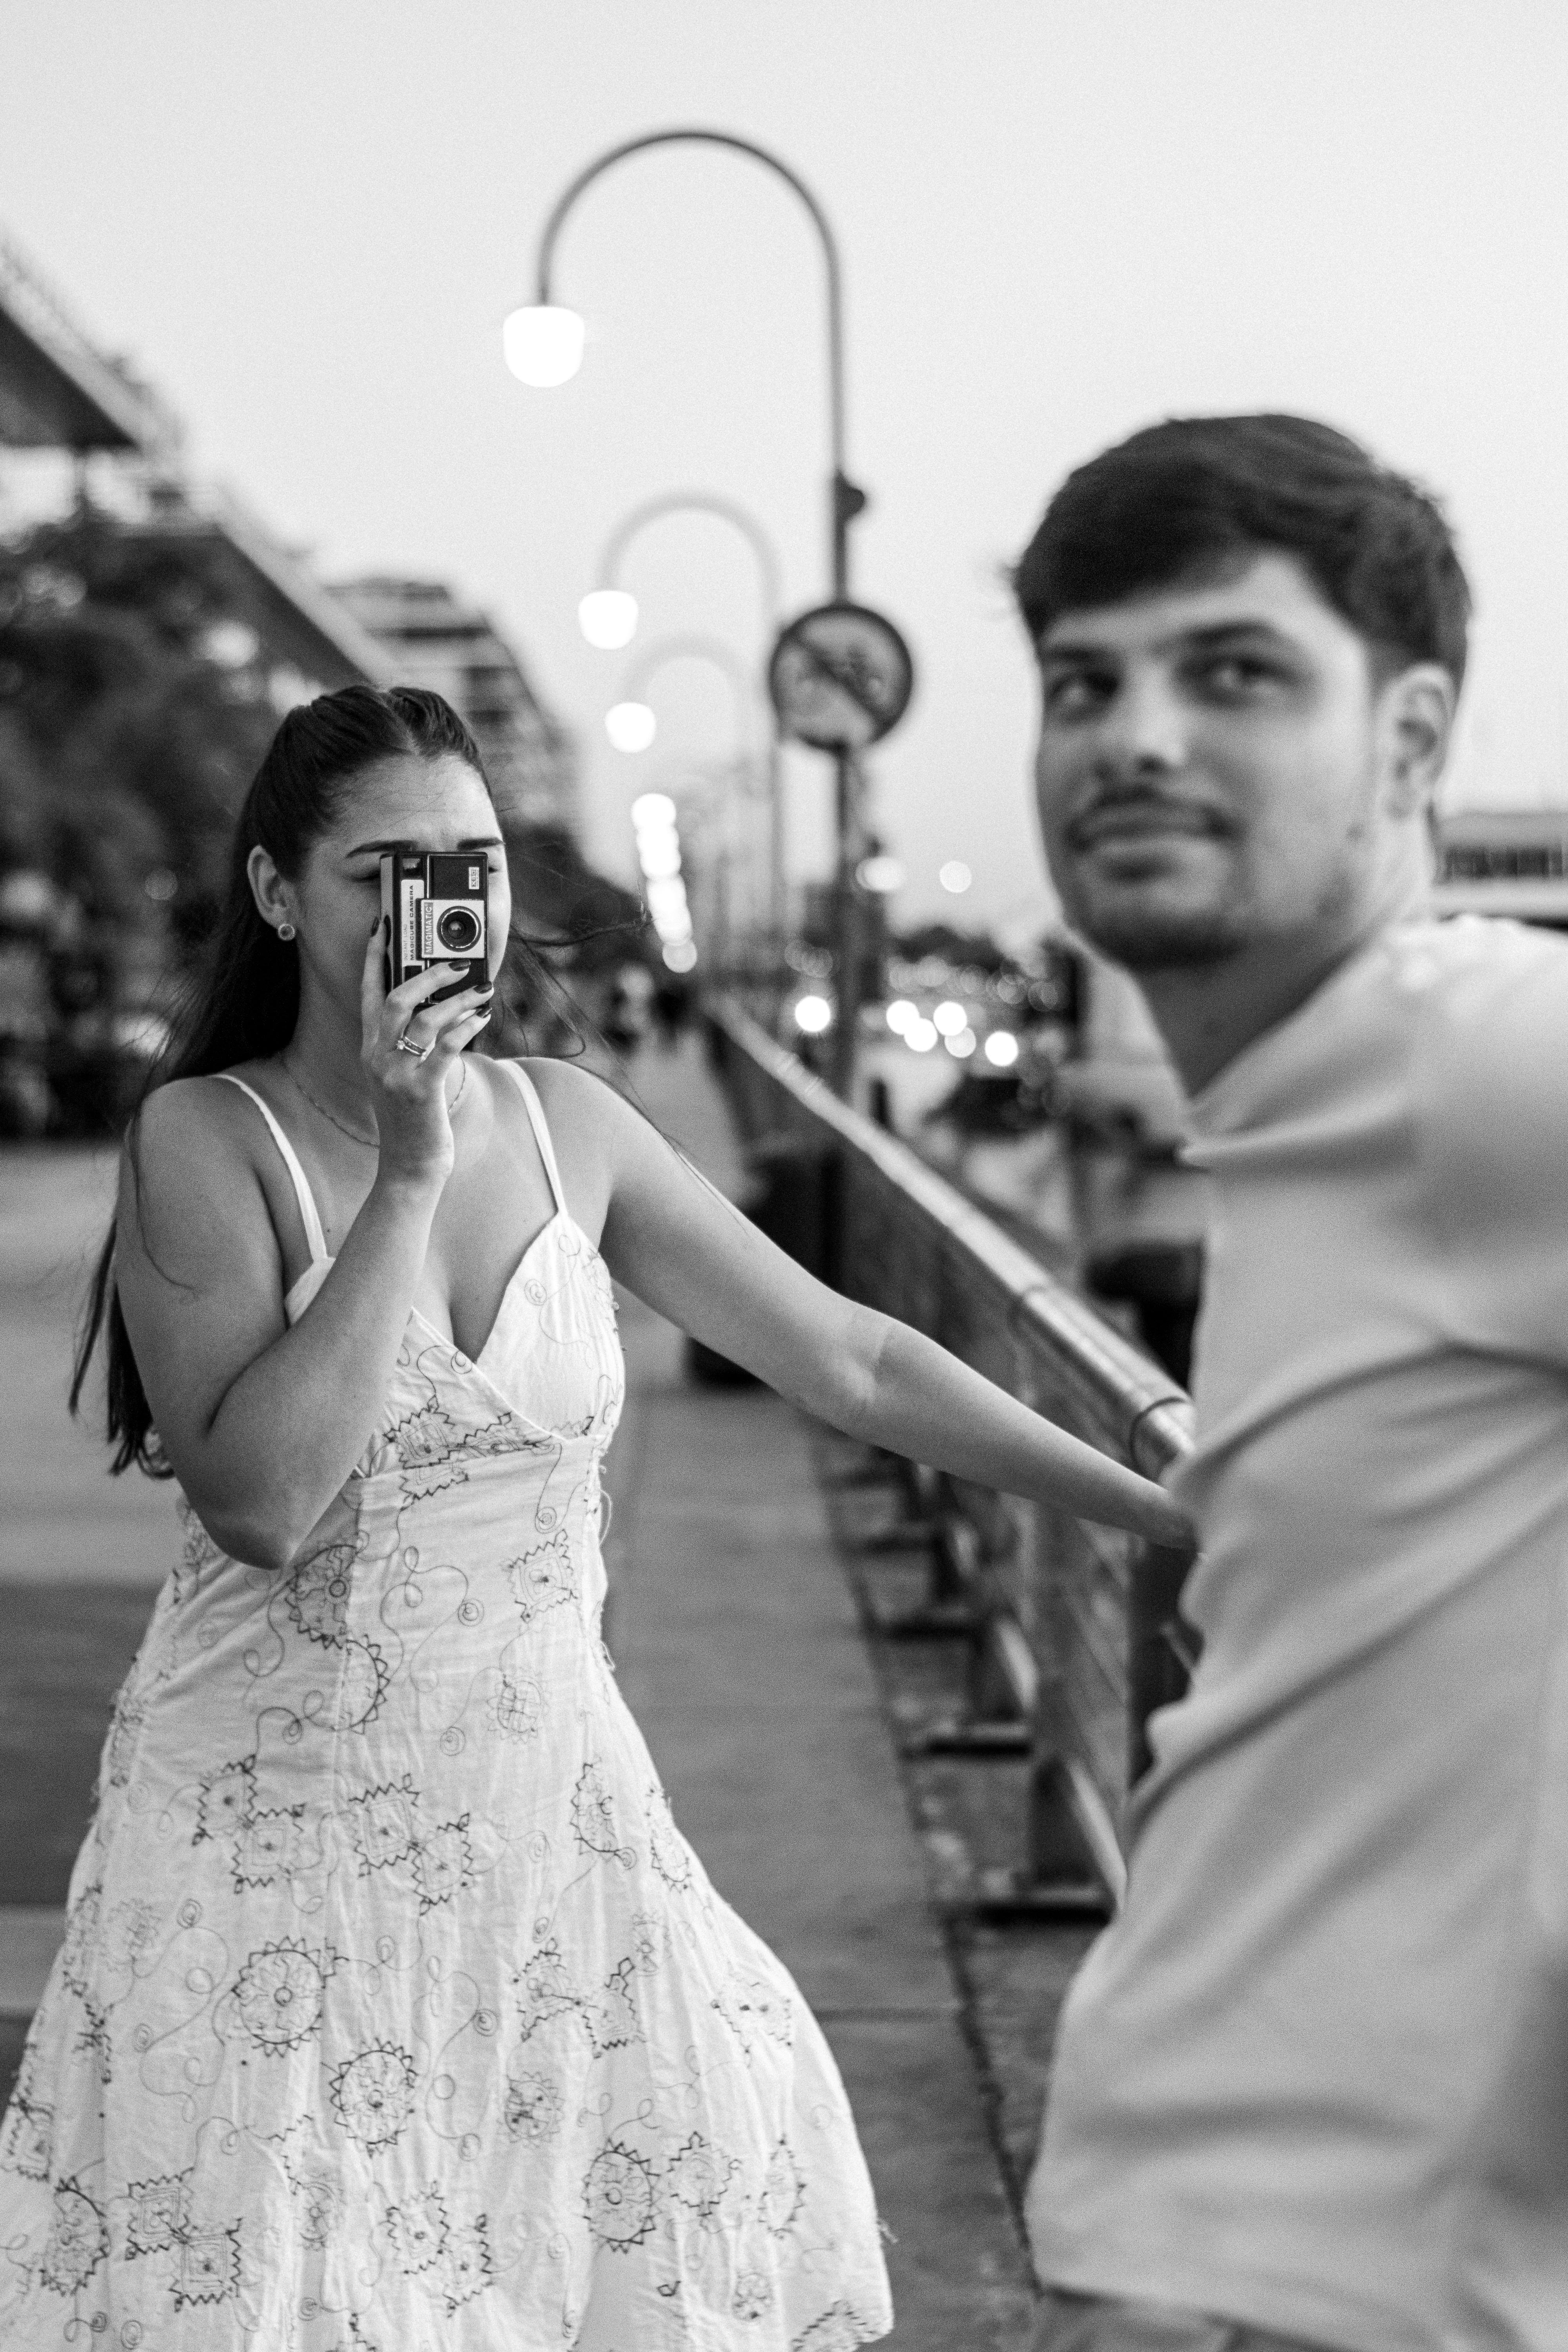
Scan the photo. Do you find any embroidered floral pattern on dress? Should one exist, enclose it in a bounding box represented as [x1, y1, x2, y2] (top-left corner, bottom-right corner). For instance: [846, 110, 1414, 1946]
[329, 2043, 418, 2154]
[227, 1939, 342, 2054]
[584, 2142, 659, 2250]
[0, 1066, 891, 2349]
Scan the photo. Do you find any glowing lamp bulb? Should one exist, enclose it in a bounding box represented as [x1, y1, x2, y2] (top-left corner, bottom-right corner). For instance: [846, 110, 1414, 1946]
[502, 305, 585, 387]
[606, 701, 657, 753]
[579, 589, 638, 649]
[631, 792, 677, 829]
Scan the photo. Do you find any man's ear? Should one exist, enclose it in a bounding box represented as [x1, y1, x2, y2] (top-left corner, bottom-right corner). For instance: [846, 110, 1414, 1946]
[1380, 664, 1456, 818]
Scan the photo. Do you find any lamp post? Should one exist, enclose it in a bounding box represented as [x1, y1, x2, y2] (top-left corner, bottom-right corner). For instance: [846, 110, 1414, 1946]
[582, 492, 787, 957]
[606, 632, 766, 977]
[505, 127, 871, 1095]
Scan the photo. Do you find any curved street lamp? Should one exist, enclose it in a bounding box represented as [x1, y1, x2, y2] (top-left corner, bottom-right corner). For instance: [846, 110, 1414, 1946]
[581, 491, 786, 948]
[504, 129, 874, 1092]
[504, 129, 867, 595]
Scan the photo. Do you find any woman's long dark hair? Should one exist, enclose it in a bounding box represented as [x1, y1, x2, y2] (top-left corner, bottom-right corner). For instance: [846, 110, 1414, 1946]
[72, 683, 526, 1477]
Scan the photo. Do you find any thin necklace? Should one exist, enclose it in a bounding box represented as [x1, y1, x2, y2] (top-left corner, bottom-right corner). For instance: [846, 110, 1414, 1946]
[281, 1055, 467, 1148]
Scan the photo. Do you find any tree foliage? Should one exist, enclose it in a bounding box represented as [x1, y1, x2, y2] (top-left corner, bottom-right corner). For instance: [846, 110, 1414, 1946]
[0, 503, 279, 953]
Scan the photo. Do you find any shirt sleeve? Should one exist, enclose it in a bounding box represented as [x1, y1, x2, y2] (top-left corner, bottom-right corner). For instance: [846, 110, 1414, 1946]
[1419, 922, 1568, 1367]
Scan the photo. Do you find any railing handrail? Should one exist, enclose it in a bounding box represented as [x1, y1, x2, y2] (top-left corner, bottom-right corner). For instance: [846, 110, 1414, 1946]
[712, 1000, 1194, 1477]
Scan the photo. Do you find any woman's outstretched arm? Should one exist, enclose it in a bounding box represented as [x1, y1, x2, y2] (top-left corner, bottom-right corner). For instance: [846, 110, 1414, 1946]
[550, 1063, 1191, 1549]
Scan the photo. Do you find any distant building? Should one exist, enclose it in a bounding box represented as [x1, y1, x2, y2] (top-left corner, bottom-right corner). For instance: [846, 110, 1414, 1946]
[1433, 808, 1568, 929]
[332, 575, 577, 835]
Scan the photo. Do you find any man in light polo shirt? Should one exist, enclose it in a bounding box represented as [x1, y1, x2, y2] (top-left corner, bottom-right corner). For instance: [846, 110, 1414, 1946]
[1015, 414, 1568, 2352]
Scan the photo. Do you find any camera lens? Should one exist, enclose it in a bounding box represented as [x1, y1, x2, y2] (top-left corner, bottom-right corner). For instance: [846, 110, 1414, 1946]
[436, 906, 481, 953]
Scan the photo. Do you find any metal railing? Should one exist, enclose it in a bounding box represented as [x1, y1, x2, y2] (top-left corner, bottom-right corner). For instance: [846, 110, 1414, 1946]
[709, 1001, 1198, 1911]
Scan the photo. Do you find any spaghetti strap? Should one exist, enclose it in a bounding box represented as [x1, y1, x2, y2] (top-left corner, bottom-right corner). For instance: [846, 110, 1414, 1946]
[215, 1073, 330, 1264]
[501, 1060, 566, 1217]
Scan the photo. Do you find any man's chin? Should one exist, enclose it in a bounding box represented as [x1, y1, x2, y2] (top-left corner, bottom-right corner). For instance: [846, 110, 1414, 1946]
[1065, 890, 1250, 972]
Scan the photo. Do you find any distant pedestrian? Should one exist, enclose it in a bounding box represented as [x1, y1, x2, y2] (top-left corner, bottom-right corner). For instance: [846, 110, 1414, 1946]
[1015, 415, 1567, 2350]
[653, 965, 691, 1050]
[602, 956, 654, 1056]
[0, 684, 1184, 2349]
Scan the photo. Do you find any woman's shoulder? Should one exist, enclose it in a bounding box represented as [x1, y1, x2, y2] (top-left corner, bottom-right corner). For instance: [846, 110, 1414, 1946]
[123, 1071, 286, 1221]
[133, 1067, 273, 1153]
[506, 1053, 630, 1137]
[497, 1056, 648, 1212]
[116, 1070, 282, 1275]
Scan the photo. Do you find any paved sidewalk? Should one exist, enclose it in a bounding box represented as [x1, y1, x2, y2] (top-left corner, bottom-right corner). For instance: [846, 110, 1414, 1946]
[0, 1049, 1043, 2344]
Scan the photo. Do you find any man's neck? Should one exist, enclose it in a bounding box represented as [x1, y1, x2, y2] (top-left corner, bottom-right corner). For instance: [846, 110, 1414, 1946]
[1140, 892, 1434, 1094]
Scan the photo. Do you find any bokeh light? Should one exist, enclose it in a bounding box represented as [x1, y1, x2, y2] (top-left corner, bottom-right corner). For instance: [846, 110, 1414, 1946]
[606, 701, 657, 753]
[631, 792, 678, 829]
[856, 853, 906, 895]
[579, 588, 638, 649]
[502, 304, 585, 387]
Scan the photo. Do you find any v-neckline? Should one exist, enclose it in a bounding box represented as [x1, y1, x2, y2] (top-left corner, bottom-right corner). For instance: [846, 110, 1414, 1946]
[405, 1205, 571, 1368]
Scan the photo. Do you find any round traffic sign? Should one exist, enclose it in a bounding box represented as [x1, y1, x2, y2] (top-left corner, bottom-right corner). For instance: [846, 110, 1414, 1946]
[768, 602, 915, 753]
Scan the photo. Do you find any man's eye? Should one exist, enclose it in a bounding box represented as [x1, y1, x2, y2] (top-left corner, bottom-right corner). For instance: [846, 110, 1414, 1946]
[1045, 673, 1112, 717]
[1200, 656, 1278, 695]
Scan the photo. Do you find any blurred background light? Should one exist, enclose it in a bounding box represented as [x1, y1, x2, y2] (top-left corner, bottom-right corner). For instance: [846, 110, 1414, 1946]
[579, 588, 639, 649]
[856, 853, 906, 895]
[945, 1026, 978, 1059]
[885, 998, 917, 1035]
[938, 860, 973, 895]
[906, 1017, 938, 1053]
[793, 994, 833, 1035]
[630, 792, 677, 829]
[662, 939, 698, 973]
[606, 701, 657, 752]
[502, 304, 584, 386]
[983, 1030, 1020, 1068]
[933, 1000, 966, 1036]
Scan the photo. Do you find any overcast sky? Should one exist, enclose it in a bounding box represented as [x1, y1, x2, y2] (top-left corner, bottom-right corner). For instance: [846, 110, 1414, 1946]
[5, 0, 1567, 926]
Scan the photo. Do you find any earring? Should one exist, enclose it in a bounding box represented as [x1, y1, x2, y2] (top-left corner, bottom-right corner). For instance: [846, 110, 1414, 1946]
[277, 922, 296, 942]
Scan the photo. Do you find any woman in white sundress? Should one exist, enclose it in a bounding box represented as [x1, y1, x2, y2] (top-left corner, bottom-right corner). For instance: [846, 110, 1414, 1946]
[0, 686, 1189, 2351]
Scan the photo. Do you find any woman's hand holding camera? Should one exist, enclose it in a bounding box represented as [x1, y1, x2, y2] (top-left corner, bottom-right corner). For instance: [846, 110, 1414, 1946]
[360, 925, 493, 1183]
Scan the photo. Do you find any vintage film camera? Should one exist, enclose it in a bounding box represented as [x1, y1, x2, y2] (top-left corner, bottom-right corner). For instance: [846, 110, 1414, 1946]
[380, 851, 490, 1005]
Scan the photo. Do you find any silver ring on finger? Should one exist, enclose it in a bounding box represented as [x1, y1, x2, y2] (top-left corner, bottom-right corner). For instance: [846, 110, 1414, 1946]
[394, 1031, 434, 1062]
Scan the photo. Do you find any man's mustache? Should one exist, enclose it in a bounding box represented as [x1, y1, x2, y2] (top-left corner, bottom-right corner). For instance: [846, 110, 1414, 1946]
[1064, 791, 1234, 851]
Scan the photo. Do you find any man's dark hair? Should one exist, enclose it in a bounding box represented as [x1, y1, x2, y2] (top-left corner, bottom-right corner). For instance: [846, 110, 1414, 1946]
[1014, 414, 1471, 688]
